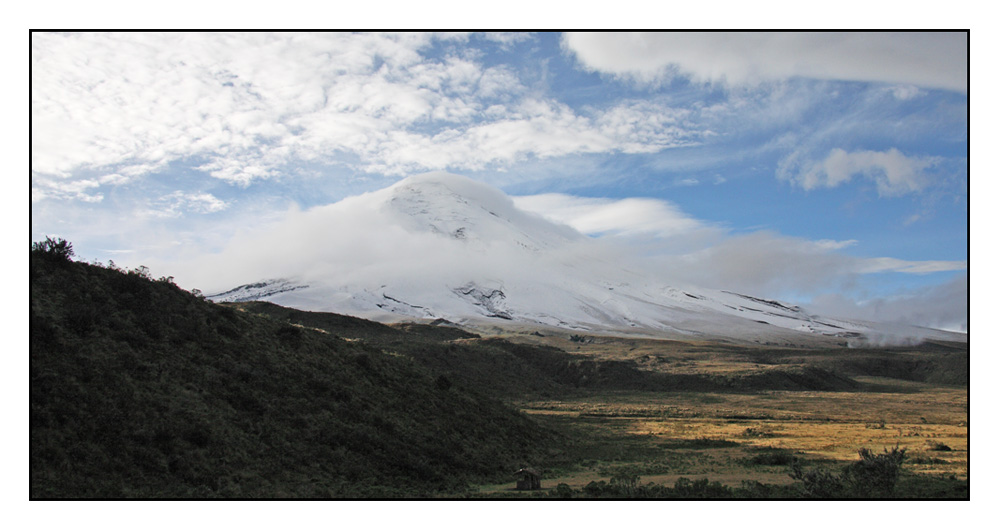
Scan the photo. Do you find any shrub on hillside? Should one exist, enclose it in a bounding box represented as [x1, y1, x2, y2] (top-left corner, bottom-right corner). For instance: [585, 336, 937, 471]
[31, 236, 74, 262]
[744, 448, 797, 466]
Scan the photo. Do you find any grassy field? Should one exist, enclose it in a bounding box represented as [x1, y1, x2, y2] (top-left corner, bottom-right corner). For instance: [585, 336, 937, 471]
[473, 334, 968, 498]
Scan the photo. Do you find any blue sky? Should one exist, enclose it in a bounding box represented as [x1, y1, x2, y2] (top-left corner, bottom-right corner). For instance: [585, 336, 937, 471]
[30, 32, 968, 331]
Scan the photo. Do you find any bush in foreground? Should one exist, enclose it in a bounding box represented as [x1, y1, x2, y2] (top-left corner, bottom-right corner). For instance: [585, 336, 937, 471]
[790, 445, 907, 498]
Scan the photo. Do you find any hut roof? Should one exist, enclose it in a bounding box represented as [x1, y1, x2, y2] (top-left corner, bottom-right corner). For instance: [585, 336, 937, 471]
[514, 467, 540, 477]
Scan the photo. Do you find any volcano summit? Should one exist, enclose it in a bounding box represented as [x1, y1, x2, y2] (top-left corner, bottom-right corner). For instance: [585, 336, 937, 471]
[209, 172, 962, 346]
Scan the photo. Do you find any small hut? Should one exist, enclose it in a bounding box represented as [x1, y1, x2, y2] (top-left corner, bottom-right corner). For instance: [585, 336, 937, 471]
[513, 468, 541, 490]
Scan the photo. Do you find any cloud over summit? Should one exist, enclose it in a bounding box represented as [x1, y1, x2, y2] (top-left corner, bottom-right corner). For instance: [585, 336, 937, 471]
[152, 173, 966, 333]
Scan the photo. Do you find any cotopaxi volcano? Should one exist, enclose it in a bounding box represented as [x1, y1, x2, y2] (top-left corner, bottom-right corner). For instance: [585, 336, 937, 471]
[209, 172, 963, 346]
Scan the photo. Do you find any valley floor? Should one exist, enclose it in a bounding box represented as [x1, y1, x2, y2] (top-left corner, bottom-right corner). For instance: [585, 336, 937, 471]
[474, 378, 968, 497]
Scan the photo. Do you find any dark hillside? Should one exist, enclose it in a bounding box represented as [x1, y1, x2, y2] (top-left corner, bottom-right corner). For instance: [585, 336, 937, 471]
[232, 302, 863, 395]
[233, 302, 720, 396]
[233, 301, 594, 397]
[820, 349, 968, 386]
[739, 346, 968, 386]
[29, 248, 558, 498]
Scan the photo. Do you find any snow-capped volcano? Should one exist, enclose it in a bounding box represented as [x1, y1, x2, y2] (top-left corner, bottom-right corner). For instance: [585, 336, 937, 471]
[382, 172, 583, 252]
[208, 172, 961, 345]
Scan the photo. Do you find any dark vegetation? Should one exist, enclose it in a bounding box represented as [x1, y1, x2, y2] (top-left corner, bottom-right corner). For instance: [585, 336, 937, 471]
[221, 303, 867, 396]
[30, 240, 558, 498]
[514, 446, 967, 499]
[737, 343, 968, 386]
[814, 347, 968, 386]
[788, 446, 909, 498]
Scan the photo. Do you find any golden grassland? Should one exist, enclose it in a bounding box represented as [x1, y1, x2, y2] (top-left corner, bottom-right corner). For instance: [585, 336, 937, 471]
[477, 382, 966, 493]
[475, 333, 968, 495]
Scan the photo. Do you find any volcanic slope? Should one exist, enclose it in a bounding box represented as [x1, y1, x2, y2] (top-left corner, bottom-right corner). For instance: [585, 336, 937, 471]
[209, 172, 962, 346]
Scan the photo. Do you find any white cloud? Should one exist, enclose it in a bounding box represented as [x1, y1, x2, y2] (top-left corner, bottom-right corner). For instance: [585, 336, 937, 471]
[780, 148, 941, 196]
[30, 173, 104, 203]
[858, 257, 968, 275]
[176, 192, 228, 213]
[45, 170, 963, 332]
[31, 32, 701, 197]
[144, 180, 964, 334]
[806, 273, 968, 332]
[888, 85, 922, 100]
[480, 32, 535, 47]
[154, 183, 577, 294]
[645, 230, 967, 306]
[139, 191, 230, 219]
[513, 193, 966, 301]
[562, 32, 967, 92]
[594, 101, 696, 153]
[513, 193, 707, 239]
[813, 239, 857, 251]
